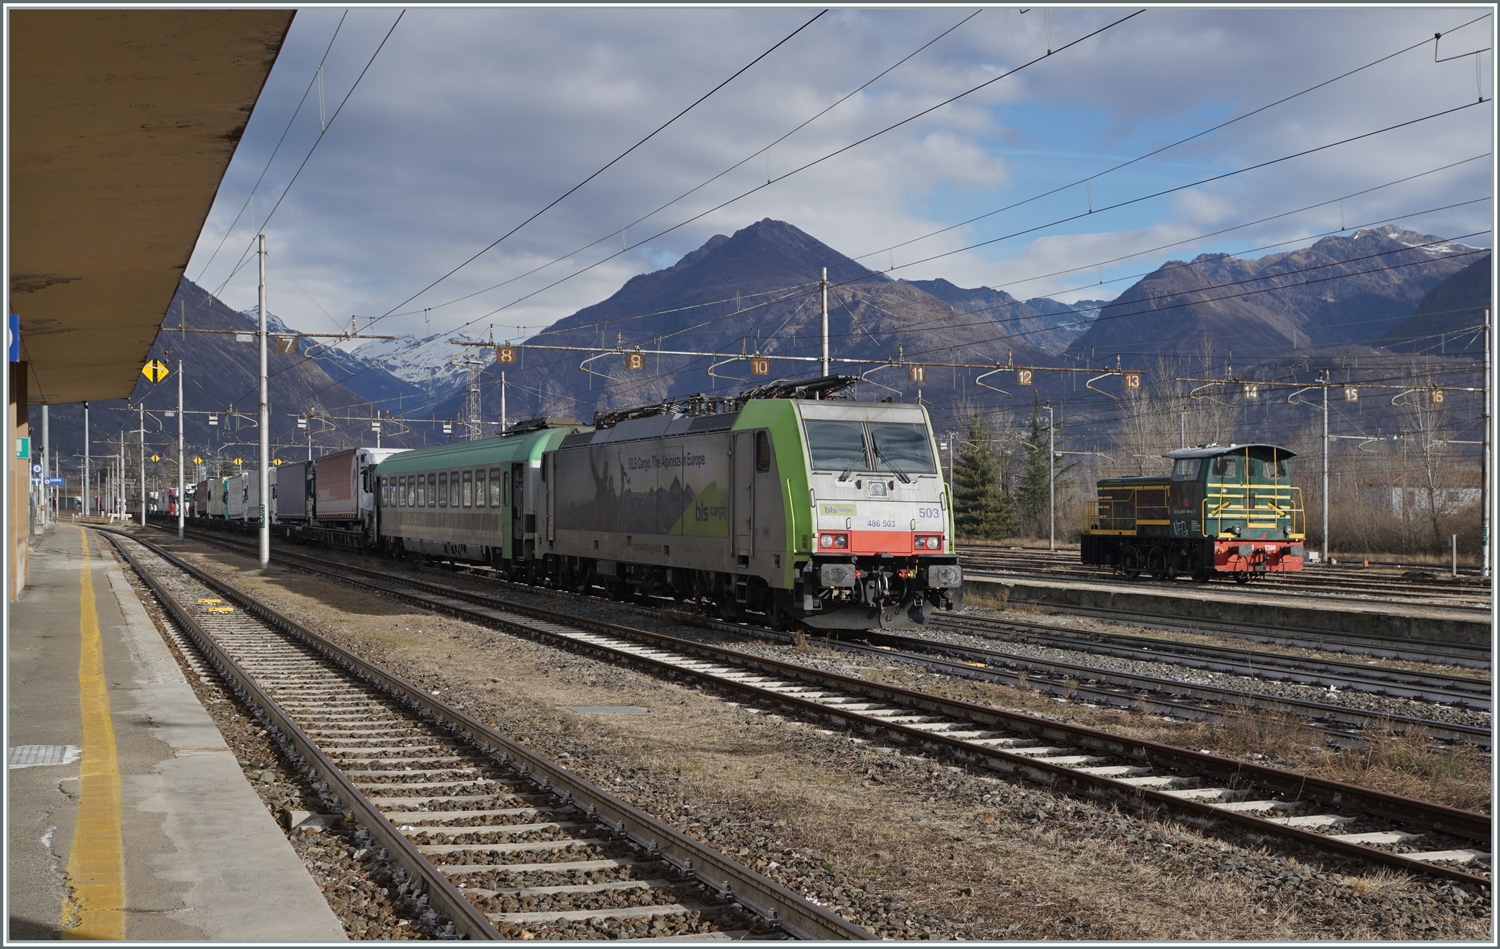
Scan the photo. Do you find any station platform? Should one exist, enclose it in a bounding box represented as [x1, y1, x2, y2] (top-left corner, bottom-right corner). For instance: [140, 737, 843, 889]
[964, 572, 1492, 648]
[6, 524, 346, 941]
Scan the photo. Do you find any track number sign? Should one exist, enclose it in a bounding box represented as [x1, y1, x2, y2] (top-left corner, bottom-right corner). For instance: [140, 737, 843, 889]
[626, 352, 645, 371]
[907, 366, 926, 382]
[1016, 369, 1033, 385]
[750, 357, 771, 376]
[496, 346, 517, 364]
[1123, 372, 1141, 389]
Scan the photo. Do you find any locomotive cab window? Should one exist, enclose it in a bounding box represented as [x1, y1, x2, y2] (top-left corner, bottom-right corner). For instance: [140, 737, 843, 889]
[489, 468, 502, 507]
[870, 423, 937, 474]
[1171, 458, 1200, 480]
[805, 420, 869, 471]
[475, 470, 486, 507]
[755, 431, 771, 472]
[462, 471, 473, 507]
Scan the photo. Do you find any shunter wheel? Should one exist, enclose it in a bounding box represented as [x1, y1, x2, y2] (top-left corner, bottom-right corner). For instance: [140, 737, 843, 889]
[1233, 571, 1251, 585]
[1121, 547, 1141, 579]
[1147, 547, 1168, 580]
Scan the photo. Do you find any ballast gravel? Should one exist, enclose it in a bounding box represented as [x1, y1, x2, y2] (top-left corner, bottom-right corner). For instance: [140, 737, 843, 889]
[139, 533, 1491, 940]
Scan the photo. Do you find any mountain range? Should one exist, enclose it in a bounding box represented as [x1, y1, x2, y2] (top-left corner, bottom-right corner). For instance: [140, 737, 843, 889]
[36, 219, 1486, 474]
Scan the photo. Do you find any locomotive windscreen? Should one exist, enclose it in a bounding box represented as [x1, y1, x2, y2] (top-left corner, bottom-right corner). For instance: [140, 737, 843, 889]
[870, 423, 937, 474]
[805, 421, 869, 470]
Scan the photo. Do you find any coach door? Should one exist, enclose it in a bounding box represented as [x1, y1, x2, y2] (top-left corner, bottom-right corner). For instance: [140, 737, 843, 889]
[733, 430, 755, 557]
[511, 465, 525, 545]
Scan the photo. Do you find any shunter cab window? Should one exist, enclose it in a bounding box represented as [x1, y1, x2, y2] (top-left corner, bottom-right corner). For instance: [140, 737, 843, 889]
[1211, 456, 1240, 480]
[489, 468, 502, 507]
[804, 421, 869, 471]
[870, 423, 937, 474]
[462, 471, 473, 507]
[1171, 459, 1201, 481]
[475, 470, 486, 507]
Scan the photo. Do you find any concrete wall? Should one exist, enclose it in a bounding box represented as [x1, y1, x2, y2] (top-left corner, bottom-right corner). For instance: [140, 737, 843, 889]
[964, 575, 1491, 648]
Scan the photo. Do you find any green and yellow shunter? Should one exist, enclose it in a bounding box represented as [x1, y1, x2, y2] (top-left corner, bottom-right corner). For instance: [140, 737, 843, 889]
[1081, 443, 1306, 582]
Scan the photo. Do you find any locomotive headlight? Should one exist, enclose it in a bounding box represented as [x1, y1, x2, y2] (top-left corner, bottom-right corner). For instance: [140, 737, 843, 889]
[820, 534, 833, 548]
[820, 532, 848, 549]
[913, 535, 943, 551]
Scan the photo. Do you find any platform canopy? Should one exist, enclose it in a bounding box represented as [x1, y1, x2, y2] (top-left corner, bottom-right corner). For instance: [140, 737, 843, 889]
[7, 8, 296, 405]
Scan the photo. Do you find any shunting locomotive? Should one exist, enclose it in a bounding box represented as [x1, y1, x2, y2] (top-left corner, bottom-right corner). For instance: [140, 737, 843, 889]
[1081, 443, 1306, 582]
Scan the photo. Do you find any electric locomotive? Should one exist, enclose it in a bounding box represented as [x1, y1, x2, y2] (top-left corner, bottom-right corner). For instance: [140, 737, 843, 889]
[1081, 443, 1305, 582]
[541, 376, 960, 628]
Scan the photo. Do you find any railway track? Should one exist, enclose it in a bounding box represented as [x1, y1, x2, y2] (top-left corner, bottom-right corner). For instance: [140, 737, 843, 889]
[959, 549, 1492, 610]
[133, 525, 1492, 886]
[932, 616, 1492, 708]
[102, 529, 870, 941]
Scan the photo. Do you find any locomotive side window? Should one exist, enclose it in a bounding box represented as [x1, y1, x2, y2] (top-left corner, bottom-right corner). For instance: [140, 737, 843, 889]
[475, 470, 486, 507]
[870, 423, 937, 474]
[489, 468, 502, 506]
[462, 471, 473, 507]
[1171, 458, 1200, 480]
[755, 431, 771, 472]
[805, 420, 869, 471]
[438, 473, 448, 507]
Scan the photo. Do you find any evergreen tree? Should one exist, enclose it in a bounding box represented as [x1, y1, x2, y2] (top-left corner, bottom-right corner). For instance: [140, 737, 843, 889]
[952, 413, 1017, 539]
[1014, 398, 1076, 537]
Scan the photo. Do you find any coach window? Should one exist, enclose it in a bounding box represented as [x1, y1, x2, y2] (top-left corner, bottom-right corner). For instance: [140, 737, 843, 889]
[438, 473, 448, 507]
[755, 431, 771, 472]
[450, 471, 460, 508]
[475, 470, 486, 507]
[489, 468, 503, 507]
[427, 473, 437, 507]
[462, 471, 474, 507]
[403, 476, 410, 507]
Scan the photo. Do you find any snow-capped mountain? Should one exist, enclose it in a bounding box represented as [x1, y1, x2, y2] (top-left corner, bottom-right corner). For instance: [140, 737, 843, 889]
[346, 332, 485, 396]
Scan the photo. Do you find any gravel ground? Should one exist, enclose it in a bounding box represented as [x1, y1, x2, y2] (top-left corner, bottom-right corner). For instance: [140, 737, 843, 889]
[129, 531, 1494, 941]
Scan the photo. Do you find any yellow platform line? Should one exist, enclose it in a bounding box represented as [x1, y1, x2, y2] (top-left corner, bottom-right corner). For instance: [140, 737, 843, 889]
[62, 529, 125, 939]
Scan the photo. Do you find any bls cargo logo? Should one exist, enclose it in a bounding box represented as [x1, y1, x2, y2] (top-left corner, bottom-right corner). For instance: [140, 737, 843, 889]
[694, 500, 727, 522]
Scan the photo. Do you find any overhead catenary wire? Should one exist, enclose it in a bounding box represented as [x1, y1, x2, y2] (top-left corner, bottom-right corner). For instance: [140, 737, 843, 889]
[373, 9, 832, 323]
[212, 9, 407, 301]
[193, 11, 350, 288]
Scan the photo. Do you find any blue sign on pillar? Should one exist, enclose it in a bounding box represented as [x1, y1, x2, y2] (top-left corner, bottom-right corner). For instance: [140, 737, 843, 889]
[7, 314, 19, 362]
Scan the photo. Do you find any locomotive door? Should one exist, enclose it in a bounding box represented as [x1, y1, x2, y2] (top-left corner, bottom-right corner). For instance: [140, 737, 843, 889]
[544, 455, 556, 544]
[733, 430, 755, 555]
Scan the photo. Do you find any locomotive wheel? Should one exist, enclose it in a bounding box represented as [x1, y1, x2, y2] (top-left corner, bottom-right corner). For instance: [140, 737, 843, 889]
[1191, 567, 1211, 583]
[1120, 547, 1141, 579]
[1233, 571, 1250, 585]
[1147, 548, 1168, 580]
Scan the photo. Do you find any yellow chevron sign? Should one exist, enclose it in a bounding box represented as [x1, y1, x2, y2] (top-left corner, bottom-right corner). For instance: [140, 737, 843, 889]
[141, 360, 169, 384]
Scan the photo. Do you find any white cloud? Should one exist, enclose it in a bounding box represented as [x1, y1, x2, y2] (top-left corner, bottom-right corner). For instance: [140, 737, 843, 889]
[190, 5, 1493, 346]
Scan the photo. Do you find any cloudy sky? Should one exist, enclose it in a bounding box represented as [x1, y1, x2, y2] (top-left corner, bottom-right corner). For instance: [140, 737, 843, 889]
[190, 5, 1495, 350]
